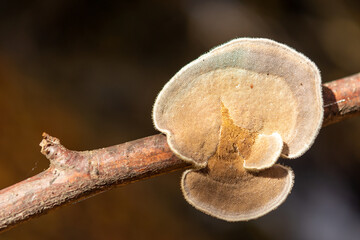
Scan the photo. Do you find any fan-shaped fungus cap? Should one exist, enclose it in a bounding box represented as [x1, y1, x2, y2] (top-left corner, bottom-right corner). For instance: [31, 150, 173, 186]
[153, 38, 323, 221]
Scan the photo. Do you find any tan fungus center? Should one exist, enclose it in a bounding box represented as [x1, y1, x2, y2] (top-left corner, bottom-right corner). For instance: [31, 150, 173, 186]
[207, 103, 258, 182]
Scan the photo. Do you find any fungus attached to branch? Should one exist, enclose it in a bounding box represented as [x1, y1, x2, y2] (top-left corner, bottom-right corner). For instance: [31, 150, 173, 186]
[152, 38, 323, 221]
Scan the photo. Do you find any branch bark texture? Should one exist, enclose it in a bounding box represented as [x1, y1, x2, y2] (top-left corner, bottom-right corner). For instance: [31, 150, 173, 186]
[0, 73, 359, 232]
[322, 73, 360, 126]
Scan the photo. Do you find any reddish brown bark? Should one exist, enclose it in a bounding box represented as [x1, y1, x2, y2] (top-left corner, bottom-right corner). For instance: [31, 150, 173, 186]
[0, 73, 359, 233]
[0, 133, 188, 232]
[323, 73, 360, 126]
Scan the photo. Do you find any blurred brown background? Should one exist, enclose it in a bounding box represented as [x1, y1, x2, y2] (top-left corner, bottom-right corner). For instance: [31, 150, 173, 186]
[1, 0, 360, 239]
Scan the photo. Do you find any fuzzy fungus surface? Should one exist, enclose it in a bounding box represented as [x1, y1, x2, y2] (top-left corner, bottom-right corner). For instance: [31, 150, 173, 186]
[153, 38, 323, 221]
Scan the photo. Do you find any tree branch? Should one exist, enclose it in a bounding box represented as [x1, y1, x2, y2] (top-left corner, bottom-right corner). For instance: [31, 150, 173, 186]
[322, 73, 360, 126]
[0, 73, 359, 233]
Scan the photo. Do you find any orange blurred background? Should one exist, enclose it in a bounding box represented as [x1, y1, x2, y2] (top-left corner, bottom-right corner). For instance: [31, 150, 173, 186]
[1, 1, 360, 239]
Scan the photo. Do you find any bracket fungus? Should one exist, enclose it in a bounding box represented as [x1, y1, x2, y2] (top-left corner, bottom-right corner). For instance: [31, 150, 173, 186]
[153, 38, 323, 221]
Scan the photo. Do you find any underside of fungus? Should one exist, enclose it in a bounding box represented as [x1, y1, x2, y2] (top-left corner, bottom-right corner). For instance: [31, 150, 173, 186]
[153, 38, 323, 221]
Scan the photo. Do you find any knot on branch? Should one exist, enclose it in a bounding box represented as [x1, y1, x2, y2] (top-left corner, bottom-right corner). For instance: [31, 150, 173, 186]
[39, 133, 94, 175]
[40, 133, 64, 161]
[39, 132, 78, 171]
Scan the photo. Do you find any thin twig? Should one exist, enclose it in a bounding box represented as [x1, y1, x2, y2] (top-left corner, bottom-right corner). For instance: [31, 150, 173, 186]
[0, 73, 359, 233]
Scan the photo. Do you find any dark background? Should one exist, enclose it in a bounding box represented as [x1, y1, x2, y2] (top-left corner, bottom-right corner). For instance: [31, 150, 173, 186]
[1, 0, 360, 239]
